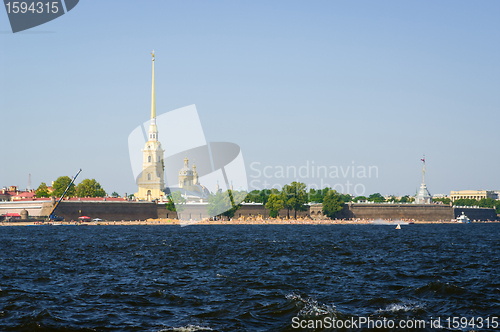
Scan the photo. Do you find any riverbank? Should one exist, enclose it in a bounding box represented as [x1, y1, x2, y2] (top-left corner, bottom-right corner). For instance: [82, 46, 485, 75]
[2, 218, 498, 226]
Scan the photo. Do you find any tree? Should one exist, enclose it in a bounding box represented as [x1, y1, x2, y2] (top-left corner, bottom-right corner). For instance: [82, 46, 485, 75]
[478, 198, 500, 214]
[453, 198, 480, 207]
[111, 192, 120, 198]
[207, 190, 246, 219]
[51, 176, 76, 198]
[35, 182, 50, 198]
[265, 193, 284, 218]
[282, 182, 308, 218]
[386, 195, 398, 203]
[341, 194, 352, 202]
[353, 196, 367, 202]
[307, 187, 331, 203]
[433, 197, 451, 205]
[322, 190, 345, 219]
[368, 193, 385, 203]
[398, 195, 414, 203]
[76, 179, 106, 198]
[165, 191, 186, 212]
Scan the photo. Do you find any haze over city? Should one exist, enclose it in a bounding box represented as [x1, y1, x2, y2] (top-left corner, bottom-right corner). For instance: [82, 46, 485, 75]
[1, 0, 499, 196]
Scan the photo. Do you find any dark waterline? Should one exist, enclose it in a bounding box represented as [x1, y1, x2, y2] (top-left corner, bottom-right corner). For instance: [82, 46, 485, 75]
[1, 224, 499, 331]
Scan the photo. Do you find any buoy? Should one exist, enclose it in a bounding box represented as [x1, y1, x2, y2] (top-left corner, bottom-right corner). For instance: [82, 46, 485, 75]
[396, 224, 401, 230]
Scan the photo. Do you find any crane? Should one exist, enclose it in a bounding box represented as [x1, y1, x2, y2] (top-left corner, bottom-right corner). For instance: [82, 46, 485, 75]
[48, 169, 82, 221]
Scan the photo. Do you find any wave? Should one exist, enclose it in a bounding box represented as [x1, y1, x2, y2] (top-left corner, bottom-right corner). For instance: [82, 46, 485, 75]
[285, 293, 338, 317]
[415, 281, 466, 295]
[377, 301, 425, 314]
[159, 325, 212, 332]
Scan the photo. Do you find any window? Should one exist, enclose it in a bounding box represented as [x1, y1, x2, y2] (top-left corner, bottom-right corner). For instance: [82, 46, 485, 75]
[147, 173, 151, 180]
[148, 156, 151, 163]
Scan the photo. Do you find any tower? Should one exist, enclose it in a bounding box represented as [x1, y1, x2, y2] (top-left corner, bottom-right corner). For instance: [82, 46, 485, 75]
[135, 51, 165, 201]
[415, 155, 432, 204]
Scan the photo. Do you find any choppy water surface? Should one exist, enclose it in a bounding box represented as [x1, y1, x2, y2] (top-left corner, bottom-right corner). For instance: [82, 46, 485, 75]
[1, 224, 499, 331]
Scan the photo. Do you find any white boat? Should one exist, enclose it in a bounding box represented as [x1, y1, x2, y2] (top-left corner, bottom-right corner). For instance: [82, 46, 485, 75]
[395, 224, 401, 229]
[456, 212, 470, 223]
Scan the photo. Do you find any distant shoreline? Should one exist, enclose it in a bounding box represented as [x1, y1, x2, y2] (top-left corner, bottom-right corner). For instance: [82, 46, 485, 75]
[2, 218, 499, 226]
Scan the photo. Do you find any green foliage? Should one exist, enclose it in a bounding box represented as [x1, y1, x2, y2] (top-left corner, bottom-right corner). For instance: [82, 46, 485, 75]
[452, 198, 480, 207]
[398, 195, 411, 203]
[368, 193, 385, 202]
[282, 182, 308, 218]
[35, 182, 50, 198]
[433, 197, 451, 205]
[76, 179, 106, 198]
[477, 198, 500, 214]
[307, 187, 331, 203]
[386, 196, 397, 202]
[341, 194, 352, 202]
[265, 193, 285, 218]
[353, 196, 367, 202]
[166, 191, 186, 212]
[208, 190, 246, 219]
[322, 190, 345, 219]
[128, 194, 134, 200]
[244, 189, 263, 203]
[244, 189, 275, 205]
[111, 192, 119, 198]
[51, 176, 76, 198]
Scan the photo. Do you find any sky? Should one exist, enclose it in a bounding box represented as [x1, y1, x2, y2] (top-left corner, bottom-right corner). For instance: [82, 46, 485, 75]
[1, 0, 499, 197]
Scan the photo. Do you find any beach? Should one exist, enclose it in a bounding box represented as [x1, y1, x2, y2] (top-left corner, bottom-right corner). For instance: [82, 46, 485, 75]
[2, 217, 497, 226]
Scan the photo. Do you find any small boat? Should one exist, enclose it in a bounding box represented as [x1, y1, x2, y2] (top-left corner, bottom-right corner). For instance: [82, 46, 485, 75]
[396, 224, 401, 229]
[456, 212, 470, 223]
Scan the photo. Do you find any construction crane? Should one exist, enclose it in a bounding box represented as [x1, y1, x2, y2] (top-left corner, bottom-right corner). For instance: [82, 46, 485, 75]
[48, 169, 82, 221]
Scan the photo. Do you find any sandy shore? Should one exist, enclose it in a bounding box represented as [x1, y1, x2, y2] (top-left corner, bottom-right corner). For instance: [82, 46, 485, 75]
[2, 218, 497, 226]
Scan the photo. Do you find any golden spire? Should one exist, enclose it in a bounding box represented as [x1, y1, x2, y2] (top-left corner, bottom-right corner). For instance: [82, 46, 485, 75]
[151, 50, 156, 119]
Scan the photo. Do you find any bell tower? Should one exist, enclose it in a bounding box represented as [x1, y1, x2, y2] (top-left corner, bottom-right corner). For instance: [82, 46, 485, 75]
[135, 51, 165, 200]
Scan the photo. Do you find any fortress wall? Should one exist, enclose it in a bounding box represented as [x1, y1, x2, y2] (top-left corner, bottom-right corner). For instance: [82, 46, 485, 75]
[0, 200, 52, 218]
[156, 204, 309, 221]
[342, 204, 454, 221]
[454, 207, 497, 221]
[14, 201, 496, 222]
[56, 201, 158, 221]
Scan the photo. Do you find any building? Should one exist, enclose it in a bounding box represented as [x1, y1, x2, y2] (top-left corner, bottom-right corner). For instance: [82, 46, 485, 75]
[450, 190, 497, 202]
[415, 156, 432, 204]
[135, 51, 165, 201]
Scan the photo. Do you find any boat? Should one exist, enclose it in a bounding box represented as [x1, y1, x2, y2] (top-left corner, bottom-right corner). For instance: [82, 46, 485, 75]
[395, 224, 401, 229]
[456, 212, 470, 223]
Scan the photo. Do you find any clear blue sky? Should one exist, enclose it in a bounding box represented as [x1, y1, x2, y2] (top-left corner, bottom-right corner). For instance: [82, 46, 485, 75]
[1, 0, 499, 197]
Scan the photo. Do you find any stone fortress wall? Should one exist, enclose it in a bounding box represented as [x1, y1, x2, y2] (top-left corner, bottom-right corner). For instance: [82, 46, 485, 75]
[2, 200, 495, 222]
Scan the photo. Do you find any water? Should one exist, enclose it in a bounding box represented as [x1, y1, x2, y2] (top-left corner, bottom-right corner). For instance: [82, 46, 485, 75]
[1, 224, 499, 331]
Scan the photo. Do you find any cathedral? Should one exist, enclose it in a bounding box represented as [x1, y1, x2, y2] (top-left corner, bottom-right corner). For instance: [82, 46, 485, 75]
[172, 156, 210, 202]
[135, 51, 165, 201]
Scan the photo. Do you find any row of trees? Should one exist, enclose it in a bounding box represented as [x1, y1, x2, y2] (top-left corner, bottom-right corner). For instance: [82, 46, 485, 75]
[35, 176, 107, 198]
[244, 182, 345, 219]
[244, 189, 416, 205]
[451, 197, 500, 214]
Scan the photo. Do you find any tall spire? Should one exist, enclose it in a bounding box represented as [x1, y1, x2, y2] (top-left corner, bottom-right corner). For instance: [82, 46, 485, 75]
[151, 50, 156, 119]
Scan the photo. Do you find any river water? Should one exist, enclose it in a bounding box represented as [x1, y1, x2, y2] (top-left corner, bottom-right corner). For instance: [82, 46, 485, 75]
[1, 224, 499, 331]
